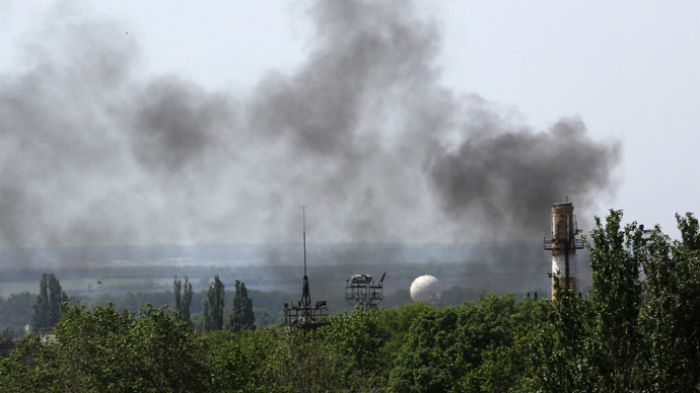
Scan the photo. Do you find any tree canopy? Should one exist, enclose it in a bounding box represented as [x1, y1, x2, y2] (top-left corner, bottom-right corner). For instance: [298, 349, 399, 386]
[30, 273, 68, 333]
[203, 275, 225, 332]
[229, 280, 255, 332]
[174, 276, 194, 324]
[1, 210, 699, 392]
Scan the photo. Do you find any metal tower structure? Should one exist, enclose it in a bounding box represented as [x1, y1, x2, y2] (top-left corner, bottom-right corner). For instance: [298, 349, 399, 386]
[283, 206, 328, 329]
[345, 272, 386, 309]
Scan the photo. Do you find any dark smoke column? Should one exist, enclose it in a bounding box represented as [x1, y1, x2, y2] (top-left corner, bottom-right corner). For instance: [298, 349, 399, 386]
[544, 201, 583, 298]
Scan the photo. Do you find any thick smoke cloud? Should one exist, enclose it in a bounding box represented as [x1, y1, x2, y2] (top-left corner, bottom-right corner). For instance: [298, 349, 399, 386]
[130, 77, 233, 174]
[0, 0, 620, 255]
[428, 118, 620, 239]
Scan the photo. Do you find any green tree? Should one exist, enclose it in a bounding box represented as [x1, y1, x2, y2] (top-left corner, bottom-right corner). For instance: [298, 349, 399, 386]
[462, 298, 549, 393]
[173, 276, 193, 324]
[535, 210, 646, 393]
[639, 213, 700, 392]
[1, 304, 210, 392]
[203, 328, 283, 392]
[588, 210, 644, 391]
[321, 307, 388, 391]
[0, 335, 49, 392]
[534, 283, 594, 393]
[261, 327, 349, 393]
[325, 307, 383, 370]
[30, 273, 68, 332]
[375, 302, 432, 366]
[389, 295, 540, 393]
[0, 328, 14, 356]
[533, 209, 700, 393]
[230, 280, 255, 332]
[203, 275, 225, 332]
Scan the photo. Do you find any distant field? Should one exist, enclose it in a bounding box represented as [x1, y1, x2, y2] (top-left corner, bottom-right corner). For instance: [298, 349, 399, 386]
[0, 242, 565, 301]
[0, 277, 207, 298]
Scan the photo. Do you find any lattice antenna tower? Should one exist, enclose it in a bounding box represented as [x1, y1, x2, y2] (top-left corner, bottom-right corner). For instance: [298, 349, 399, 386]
[283, 206, 328, 329]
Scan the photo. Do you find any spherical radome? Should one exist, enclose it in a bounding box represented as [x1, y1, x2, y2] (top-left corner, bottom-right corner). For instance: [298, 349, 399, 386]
[409, 275, 441, 303]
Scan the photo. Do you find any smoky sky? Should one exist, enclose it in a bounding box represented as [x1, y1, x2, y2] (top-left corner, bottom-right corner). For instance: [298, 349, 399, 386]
[0, 0, 620, 252]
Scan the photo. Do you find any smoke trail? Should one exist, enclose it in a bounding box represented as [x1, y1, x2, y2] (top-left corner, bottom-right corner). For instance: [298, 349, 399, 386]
[0, 0, 620, 258]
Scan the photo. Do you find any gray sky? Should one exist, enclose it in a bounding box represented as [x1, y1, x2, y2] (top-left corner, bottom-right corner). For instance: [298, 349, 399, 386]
[0, 0, 698, 246]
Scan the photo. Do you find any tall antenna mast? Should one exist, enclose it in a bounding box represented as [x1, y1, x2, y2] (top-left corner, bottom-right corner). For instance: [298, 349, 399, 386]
[302, 205, 307, 277]
[282, 205, 328, 329]
[301, 206, 311, 308]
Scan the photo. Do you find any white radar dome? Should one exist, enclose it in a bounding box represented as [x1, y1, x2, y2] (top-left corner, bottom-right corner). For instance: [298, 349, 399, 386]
[410, 275, 441, 304]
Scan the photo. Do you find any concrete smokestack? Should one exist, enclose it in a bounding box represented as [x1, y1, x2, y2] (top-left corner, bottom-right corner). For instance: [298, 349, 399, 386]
[544, 201, 583, 298]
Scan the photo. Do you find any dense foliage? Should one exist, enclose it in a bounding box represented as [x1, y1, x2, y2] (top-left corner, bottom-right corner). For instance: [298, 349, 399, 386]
[203, 275, 225, 332]
[30, 273, 68, 332]
[230, 280, 255, 332]
[173, 276, 194, 324]
[535, 211, 700, 393]
[0, 211, 698, 392]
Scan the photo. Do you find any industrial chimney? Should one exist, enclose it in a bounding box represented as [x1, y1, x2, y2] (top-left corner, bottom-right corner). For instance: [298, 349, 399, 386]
[544, 201, 583, 298]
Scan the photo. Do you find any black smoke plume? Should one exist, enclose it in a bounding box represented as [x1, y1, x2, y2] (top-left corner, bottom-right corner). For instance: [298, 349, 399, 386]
[0, 0, 620, 259]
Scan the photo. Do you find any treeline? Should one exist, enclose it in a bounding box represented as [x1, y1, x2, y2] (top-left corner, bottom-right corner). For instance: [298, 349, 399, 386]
[0, 280, 291, 333]
[200, 276, 255, 332]
[0, 210, 698, 392]
[0, 278, 481, 334]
